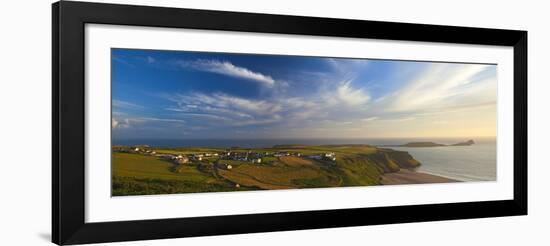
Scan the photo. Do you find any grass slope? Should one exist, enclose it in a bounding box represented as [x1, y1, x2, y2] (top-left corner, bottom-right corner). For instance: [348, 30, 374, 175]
[112, 153, 237, 196]
[112, 145, 421, 196]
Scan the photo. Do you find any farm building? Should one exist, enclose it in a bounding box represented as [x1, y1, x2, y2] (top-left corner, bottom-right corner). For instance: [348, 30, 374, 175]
[173, 155, 189, 164]
[324, 152, 335, 158]
[175, 157, 189, 164]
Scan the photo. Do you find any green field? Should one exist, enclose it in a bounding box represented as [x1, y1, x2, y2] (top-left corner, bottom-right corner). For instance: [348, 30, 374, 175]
[112, 145, 421, 196]
[112, 153, 238, 195]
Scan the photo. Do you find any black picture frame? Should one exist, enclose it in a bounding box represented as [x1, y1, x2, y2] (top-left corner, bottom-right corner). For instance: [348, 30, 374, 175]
[52, 1, 527, 245]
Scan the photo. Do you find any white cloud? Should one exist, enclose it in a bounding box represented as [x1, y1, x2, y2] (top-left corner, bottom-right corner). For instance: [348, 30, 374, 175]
[168, 112, 232, 121]
[112, 118, 130, 129]
[112, 118, 118, 128]
[160, 74, 375, 133]
[146, 62, 496, 138]
[233, 115, 283, 126]
[112, 117, 184, 129]
[167, 92, 283, 127]
[335, 80, 370, 106]
[112, 100, 144, 110]
[326, 58, 368, 74]
[181, 59, 275, 87]
[379, 64, 495, 113]
[140, 117, 185, 123]
[362, 116, 379, 122]
[173, 93, 280, 116]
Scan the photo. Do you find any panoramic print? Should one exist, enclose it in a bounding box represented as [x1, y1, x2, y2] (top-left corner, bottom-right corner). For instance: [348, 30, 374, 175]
[111, 48, 497, 196]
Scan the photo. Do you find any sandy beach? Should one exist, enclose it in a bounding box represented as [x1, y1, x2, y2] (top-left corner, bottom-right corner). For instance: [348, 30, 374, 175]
[381, 169, 458, 185]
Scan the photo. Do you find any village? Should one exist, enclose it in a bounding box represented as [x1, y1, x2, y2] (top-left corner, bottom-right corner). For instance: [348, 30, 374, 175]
[112, 142, 431, 196]
[112, 145, 337, 171]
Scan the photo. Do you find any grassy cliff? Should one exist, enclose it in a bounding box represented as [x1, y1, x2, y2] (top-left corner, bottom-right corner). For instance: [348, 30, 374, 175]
[112, 145, 422, 196]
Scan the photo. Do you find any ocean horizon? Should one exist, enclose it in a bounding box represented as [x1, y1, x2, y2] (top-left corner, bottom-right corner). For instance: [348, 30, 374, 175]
[112, 137, 496, 148]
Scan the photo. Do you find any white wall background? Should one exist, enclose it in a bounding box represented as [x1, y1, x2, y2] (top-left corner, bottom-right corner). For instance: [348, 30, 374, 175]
[0, 0, 547, 245]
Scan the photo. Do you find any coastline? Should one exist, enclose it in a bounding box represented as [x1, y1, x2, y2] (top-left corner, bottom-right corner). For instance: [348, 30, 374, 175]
[381, 169, 459, 185]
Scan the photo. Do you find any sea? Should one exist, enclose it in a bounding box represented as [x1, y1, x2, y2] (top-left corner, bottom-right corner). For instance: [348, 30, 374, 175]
[113, 137, 497, 182]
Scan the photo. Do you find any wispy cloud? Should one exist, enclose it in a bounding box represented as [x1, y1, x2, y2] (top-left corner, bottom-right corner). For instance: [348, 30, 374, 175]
[326, 58, 368, 74]
[150, 61, 494, 138]
[112, 48, 497, 138]
[377, 64, 495, 114]
[161, 76, 373, 133]
[166, 92, 283, 127]
[334, 80, 370, 106]
[112, 117, 185, 129]
[112, 100, 144, 110]
[362, 116, 379, 122]
[179, 59, 275, 87]
[112, 56, 135, 68]
[112, 118, 130, 129]
[140, 117, 185, 123]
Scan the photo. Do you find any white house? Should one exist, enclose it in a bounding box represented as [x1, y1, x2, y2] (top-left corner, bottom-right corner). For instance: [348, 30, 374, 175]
[325, 152, 335, 158]
[175, 157, 189, 164]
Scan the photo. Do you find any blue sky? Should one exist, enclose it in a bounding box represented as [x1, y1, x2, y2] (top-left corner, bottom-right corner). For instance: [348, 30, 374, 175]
[112, 48, 497, 139]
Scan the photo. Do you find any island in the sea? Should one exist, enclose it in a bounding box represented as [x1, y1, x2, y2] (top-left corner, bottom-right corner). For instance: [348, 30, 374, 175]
[112, 144, 457, 196]
[386, 139, 476, 148]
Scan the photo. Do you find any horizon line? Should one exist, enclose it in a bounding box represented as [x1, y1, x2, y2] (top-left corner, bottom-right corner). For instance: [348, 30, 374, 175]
[113, 136, 497, 140]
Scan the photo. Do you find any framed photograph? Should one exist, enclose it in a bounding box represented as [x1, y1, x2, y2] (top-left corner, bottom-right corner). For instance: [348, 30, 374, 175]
[52, 1, 527, 245]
